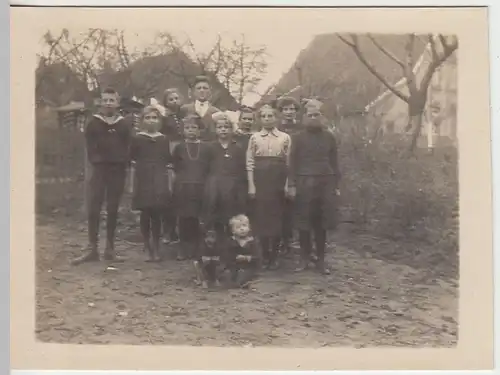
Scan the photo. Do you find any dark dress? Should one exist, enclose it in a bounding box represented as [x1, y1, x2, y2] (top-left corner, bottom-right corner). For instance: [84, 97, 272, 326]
[289, 128, 341, 230]
[172, 141, 212, 218]
[130, 133, 171, 211]
[204, 141, 247, 226]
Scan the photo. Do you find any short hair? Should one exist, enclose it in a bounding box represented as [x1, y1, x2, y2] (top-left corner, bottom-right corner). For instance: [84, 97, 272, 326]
[182, 114, 202, 128]
[162, 88, 183, 107]
[229, 214, 250, 230]
[212, 111, 233, 126]
[303, 98, 324, 113]
[191, 75, 211, 89]
[256, 103, 277, 120]
[101, 87, 119, 96]
[276, 96, 300, 111]
[239, 106, 255, 119]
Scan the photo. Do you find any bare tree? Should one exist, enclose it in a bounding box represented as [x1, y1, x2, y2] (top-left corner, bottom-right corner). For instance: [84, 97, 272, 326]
[155, 33, 268, 105]
[337, 33, 458, 152]
[39, 28, 176, 98]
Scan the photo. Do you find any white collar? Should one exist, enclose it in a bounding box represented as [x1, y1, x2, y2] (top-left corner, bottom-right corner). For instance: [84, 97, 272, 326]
[94, 113, 124, 125]
[137, 131, 163, 138]
[259, 127, 278, 137]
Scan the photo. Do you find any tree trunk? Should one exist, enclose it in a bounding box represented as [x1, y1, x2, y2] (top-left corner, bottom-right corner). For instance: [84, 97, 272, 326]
[408, 111, 424, 153]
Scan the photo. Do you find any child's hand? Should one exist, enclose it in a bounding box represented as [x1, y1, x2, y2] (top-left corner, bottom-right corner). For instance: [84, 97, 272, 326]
[236, 255, 246, 261]
[248, 184, 256, 199]
[245, 255, 252, 262]
[335, 188, 340, 196]
[286, 186, 296, 199]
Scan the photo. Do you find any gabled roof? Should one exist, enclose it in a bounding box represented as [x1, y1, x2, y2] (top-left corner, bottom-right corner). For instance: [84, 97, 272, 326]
[260, 33, 427, 117]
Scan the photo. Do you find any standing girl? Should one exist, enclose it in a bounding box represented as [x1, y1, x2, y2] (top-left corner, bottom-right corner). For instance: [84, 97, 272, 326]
[130, 105, 173, 262]
[246, 103, 292, 270]
[172, 115, 212, 260]
[160, 88, 185, 244]
[204, 112, 246, 243]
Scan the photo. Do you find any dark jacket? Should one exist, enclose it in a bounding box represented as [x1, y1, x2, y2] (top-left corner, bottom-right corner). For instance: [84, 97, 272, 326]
[85, 114, 132, 165]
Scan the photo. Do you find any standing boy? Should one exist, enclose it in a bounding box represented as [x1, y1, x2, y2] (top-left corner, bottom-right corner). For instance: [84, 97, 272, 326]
[287, 101, 341, 275]
[276, 96, 302, 255]
[73, 88, 132, 265]
[181, 75, 220, 141]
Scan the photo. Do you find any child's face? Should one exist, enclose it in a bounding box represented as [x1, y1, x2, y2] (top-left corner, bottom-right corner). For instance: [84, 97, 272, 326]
[281, 104, 297, 121]
[260, 107, 277, 130]
[101, 93, 120, 116]
[215, 119, 233, 140]
[205, 230, 217, 247]
[166, 93, 181, 108]
[184, 122, 200, 140]
[194, 82, 211, 102]
[232, 220, 250, 238]
[142, 111, 161, 133]
[304, 108, 323, 128]
[239, 112, 254, 130]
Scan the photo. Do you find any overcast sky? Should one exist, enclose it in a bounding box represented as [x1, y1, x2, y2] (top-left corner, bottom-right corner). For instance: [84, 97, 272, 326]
[123, 28, 313, 106]
[39, 8, 364, 105]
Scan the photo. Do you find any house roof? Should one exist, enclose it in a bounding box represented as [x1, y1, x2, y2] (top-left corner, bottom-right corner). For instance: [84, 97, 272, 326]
[259, 33, 427, 117]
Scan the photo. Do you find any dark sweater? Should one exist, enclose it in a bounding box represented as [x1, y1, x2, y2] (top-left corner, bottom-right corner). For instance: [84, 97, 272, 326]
[85, 114, 132, 165]
[288, 128, 341, 187]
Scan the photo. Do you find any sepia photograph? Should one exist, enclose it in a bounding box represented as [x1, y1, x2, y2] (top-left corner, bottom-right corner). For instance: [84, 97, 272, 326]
[10, 6, 493, 371]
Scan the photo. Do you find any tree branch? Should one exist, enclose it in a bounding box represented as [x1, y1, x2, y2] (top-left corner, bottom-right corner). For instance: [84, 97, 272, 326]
[367, 34, 405, 68]
[420, 34, 458, 94]
[428, 34, 439, 61]
[337, 33, 410, 103]
[403, 34, 418, 96]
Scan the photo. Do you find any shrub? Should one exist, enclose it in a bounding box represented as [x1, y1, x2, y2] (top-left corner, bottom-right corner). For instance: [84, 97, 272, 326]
[337, 126, 458, 276]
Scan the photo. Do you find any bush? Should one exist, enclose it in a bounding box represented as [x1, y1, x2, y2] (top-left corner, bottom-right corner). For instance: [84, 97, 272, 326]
[337, 128, 458, 276]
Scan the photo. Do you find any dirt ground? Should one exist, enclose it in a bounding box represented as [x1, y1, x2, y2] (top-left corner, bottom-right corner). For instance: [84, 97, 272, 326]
[35, 215, 458, 347]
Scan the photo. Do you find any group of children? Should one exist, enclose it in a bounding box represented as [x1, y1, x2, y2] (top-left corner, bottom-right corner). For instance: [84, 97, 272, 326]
[72, 75, 341, 289]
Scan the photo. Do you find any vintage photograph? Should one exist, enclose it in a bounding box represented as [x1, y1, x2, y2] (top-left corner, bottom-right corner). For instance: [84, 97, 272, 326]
[33, 11, 460, 348]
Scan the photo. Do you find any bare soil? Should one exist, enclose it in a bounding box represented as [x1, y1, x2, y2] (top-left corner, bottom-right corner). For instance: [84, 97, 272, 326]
[35, 215, 458, 347]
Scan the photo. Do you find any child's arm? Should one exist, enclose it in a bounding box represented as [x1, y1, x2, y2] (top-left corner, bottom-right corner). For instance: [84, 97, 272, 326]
[164, 139, 174, 192]
[236, 143, 247, 185]
[246, 135, 256, 197]
[287, 133, 298, 191]
[84, 118, 98, 163]
[284, 133, 293, 195]
[129, 136, 139, 161]
[328, 133, 341, 185]
[171, 142, 182, 173]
